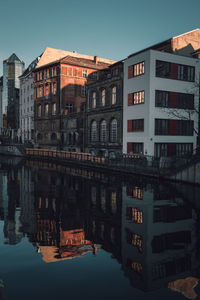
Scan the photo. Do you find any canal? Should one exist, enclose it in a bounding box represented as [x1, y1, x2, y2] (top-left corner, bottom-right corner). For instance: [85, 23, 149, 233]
[0, 156, 200, 300]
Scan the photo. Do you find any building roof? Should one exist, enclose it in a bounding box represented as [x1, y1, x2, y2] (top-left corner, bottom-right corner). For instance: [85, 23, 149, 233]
[60, 55, 111, 69]
[128, 28, 200, 59]
[5, 53, 24, 64]
[36, 47, 116, 69]
[35, 55, 113, 71]
[19, 55, 42, 79]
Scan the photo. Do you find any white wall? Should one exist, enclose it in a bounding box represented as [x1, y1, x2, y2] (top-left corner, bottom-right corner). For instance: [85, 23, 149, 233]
[123, 49, 200, 156]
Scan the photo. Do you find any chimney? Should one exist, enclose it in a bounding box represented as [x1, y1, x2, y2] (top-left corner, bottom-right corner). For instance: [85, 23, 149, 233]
[94, 56, 98, 64]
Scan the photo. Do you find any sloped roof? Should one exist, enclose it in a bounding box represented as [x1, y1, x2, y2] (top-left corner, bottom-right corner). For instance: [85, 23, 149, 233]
[36, 47, 115, 69]
[6, 53, 23, 63]
[60, 55, 111, 69]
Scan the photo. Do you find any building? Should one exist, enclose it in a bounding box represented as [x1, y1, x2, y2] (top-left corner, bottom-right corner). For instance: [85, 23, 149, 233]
[123, 29, 200, 157]
[19, 56, 41, 143]
[34, 50, 115, 150]
[86, 61, 123, 158]
[0, 76, 3, 129]
[2, 54, 24, 132]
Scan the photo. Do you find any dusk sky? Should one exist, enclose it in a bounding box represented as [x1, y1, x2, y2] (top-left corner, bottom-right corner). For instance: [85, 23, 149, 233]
[0, 0, 200, 74]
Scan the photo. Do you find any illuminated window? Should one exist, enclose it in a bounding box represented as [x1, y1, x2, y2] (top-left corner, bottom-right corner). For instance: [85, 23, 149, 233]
[111, 86, 117, 105]
[101, 89, 106, 106]
[126, 207, 143, 224]
[52, 103, 56, 115]
[126, 229, 143, 253]
[45, 104, 49, 116]
[92, 92, 96, 108]
[111, 191, 117, 214]
[53, 82, 56, 95]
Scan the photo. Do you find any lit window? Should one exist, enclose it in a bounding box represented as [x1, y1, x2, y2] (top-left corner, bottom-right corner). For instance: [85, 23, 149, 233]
[45, 104, 49, 116]
[92, 92, 96, 108]
[53, 82, 56, 95]
[52, 103, 56, 115]
[111, 86, 116, 105]
[101, 89, 106, 106]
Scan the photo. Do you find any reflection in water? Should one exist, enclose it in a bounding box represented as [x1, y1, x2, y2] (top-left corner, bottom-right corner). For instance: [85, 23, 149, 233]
[0, 157, 200, 299]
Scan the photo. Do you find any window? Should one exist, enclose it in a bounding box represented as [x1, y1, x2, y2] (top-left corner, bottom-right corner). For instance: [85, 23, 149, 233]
[111, 86, 117, 105]
[66, 103, 73, 113]
[52, 103, 56, 115]
[155, 119, 169, 135]
[128, 91, 144, 106]
[81, 86, 86, 97]
[127, 143, 143, 154]
[92, 92, 96, 108]
[100, 120, 107, 142]
[45, 104, 49, 116]
[52, 68, 56, 76]
[38, 86, 43, 97]
[126, 207, 143, 224]
[128, 61, 145, 78]
[156, 60, 195, 82]
[101, 89, 106, 106]
[155, 90, 194, 109]
[82, 69, 88, 78]
[155, 143, 193, 157]
[178, 64, 195, 81]
[91, 120, 97, 142]
[127, 119, 144, 132]
[110, 119, 117, 142]
[155, 90, 169, 107]
[53, 82, 56, 95]
[45, 84, 49, 96]
[155, 119, 193, 136]
[38, 105, 41, 117]
[156, 60, 171, 78]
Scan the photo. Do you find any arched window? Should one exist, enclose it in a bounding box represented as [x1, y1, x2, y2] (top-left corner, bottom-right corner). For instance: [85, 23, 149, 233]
[91, 120, 97, 142]
[37, 133, 42, 140]
[92, 92, 96, 108]
[110, 119, 117, 142]
[38, 104, 41, 117]
[111, 86, 117, 105]
[101, 89, 106, 106]
[100, 120, 107, 142]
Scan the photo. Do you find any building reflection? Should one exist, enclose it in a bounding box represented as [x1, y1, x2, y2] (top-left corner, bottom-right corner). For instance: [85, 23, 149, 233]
[1, 156, 200, 298]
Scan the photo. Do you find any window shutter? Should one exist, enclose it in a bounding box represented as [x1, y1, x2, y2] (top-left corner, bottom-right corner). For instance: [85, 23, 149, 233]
[128, 93, 133, 106]
[169, 120, 177, 135]
[170, 63, 178, 80]
[170, 92, 178, 108]
[127, 142, 133, 153]
[128, 66, 133, 79]
[127, 120, 132, 132]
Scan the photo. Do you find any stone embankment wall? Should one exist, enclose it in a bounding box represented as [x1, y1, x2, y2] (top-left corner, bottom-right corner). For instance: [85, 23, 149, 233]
[168, 160, 200, 185]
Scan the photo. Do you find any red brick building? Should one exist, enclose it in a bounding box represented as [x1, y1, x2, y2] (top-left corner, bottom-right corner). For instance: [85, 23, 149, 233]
[34, 54, 114, 150]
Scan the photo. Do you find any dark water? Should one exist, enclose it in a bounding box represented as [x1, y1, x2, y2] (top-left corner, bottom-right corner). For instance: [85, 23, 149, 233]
[0, 156, 200, 300]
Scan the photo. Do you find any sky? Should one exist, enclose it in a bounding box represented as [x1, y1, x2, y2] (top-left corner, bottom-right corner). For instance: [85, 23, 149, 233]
[0, 0, 200, 75]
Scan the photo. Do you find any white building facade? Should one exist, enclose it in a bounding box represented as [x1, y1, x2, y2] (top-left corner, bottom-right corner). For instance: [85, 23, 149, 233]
[19, 58, 40, 143]
[19, 71, 34, 143]
[123, 49, 200, 157]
